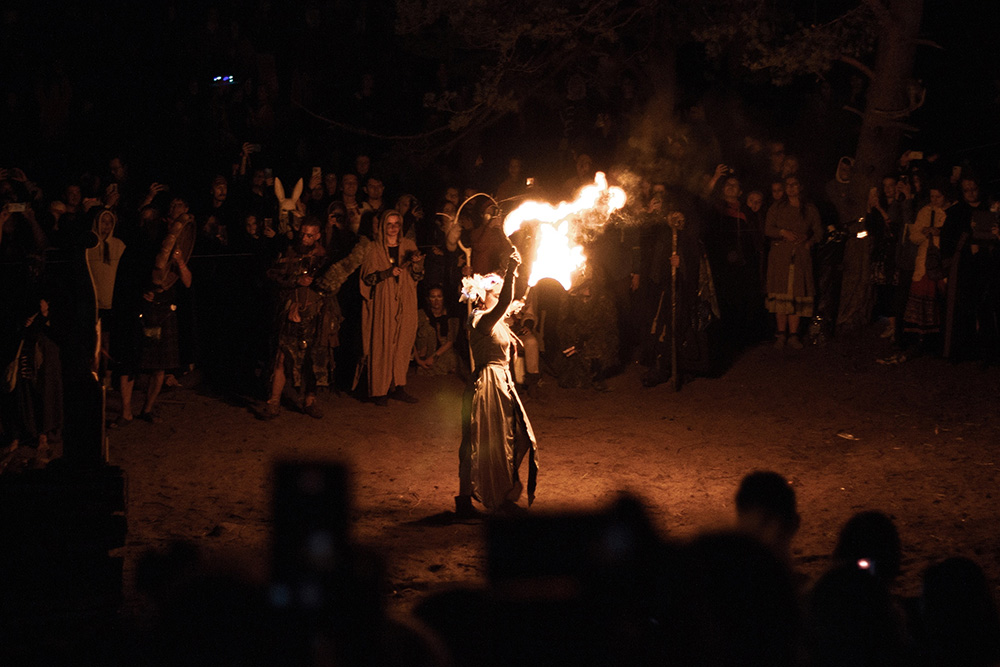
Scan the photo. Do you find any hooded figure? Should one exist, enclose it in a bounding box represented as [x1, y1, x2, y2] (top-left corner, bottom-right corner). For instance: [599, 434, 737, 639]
[86, 209, 126, 310]
[356, 209, 424, 404]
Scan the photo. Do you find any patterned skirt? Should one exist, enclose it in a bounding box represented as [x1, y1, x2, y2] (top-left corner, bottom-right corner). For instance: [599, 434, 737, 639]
[766, 264, 814, 316]
[903, 277, 945, 334]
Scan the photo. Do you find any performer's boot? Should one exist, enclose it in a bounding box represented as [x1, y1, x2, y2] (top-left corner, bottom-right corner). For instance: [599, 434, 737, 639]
[454, 495, 481, 519]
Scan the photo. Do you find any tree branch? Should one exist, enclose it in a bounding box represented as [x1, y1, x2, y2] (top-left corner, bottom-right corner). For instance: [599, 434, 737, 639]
[838, 55, 875, 80]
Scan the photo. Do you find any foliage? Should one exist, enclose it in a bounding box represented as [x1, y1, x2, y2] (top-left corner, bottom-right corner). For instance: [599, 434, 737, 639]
[692, 1, 881, 84]
[394, 0, 656, 135]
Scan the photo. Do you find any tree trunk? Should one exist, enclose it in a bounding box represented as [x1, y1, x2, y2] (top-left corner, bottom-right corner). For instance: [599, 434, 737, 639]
[850, 0, 924, 209]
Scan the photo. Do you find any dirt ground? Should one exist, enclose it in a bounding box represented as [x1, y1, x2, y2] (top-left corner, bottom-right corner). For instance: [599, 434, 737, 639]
[108, 326, 1000, 616]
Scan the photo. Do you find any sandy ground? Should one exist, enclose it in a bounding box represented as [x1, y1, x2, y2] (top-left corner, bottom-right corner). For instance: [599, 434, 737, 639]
[108, 327, 1000, 616]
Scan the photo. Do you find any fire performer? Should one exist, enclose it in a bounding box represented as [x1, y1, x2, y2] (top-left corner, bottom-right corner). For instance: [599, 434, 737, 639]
[455, 246, 538, 517]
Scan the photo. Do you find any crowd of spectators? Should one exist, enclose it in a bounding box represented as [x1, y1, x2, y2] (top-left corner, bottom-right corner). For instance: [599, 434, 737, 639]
[3, 4, 999, 666]
[3, 127, 1000, 452]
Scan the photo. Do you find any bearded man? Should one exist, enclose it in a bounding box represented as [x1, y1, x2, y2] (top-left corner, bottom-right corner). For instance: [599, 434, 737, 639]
[260, 217, 368, 419]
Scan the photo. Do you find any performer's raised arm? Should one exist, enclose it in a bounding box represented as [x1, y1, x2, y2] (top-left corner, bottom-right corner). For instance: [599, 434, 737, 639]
[475, 247, 520, 332]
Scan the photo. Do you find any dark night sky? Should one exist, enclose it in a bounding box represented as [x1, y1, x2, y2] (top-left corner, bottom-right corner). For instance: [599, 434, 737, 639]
[2, 1, 999, 188]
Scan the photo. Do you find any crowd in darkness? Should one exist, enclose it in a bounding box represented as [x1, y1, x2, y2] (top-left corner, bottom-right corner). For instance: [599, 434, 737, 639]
[4, 131, 1000, 447]
[3, 3, 1000, 665]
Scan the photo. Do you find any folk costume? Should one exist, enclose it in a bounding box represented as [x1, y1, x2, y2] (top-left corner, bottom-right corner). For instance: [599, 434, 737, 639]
[464, 263, 538, 512]
[764, 199, 824, 317]
[269, 236, 369, 392]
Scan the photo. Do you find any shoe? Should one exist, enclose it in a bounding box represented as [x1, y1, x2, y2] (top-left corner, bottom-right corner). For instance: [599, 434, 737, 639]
[787, 335, 803, 350]
[774, 334, 786, 350]
[138, 411, 163, 424]
[372, 395, 389, 407]
[876, 353, 905, 366]
[259, 401, 280, 420]
[302, 402, 324, 419]
[110, 414, 133, 429]
[390, 387, 419, 403]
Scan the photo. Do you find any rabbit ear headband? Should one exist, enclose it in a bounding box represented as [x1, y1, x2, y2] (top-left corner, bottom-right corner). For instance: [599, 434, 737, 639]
[460, 273, 503, 305]
[274, 177, 304, 203]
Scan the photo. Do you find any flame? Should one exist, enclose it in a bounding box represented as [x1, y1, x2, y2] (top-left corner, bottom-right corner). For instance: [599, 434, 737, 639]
[503, 172, 626, 290]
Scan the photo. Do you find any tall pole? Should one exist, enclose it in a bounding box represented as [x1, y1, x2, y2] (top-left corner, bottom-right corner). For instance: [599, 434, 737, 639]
[666, 211, 686, 392]
[670, 226, 679, 393]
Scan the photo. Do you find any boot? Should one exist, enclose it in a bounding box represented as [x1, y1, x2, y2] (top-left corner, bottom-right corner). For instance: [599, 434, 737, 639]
[455, 495, 482, 519]
[641, 354, 669, 387]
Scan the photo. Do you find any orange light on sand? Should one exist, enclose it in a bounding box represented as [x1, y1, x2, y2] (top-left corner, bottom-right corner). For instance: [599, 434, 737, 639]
[503, 172, 626, 290]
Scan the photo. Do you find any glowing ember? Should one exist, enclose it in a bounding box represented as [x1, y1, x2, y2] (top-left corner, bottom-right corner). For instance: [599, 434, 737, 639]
[503, 172, 626, 290]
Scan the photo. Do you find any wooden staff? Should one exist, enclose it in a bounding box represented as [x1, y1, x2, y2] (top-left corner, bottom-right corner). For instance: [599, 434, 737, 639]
[667, 211, 686, 392]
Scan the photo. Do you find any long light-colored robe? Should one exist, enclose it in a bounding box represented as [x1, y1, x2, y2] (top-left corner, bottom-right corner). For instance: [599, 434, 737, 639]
[357, 212, 423, 396]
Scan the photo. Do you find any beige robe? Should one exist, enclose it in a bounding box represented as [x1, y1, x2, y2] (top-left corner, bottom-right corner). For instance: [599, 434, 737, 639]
[357, 213, 423, 396]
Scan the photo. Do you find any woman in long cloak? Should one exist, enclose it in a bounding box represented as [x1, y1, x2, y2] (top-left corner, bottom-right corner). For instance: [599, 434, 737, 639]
[357, 209, 424, 404]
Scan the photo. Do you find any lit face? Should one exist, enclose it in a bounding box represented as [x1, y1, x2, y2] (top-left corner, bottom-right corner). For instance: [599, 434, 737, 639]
[396, 194, 412, 214]
[323, 172, 337, 195]
[245, 215, 258, 236]
[356, 155, 370, 175]
[784, 178, 802, 198]
[428, 287, 444, 311]
[109, 158, 126, 182]
[300, 224, 321, 247]
[252, 169, 266, 189]
[444, 187, 459, 206]
[383, 214, 402, 240]
[882, 177, 898, 199]
[365, 179, 384, 201]
[836, 161, 852, 182]
[328, 207, 345, 227]
[508, 158, 521, 178]
[723, 177, 741, 199]
[97, 212, 114, 239]
[66, 185, 82, 207]
[342, 174, 359, 197]
[169, 198, 188, 220]
[483, 283, 501, 310]
[781, 156, 800, 178]
[929, 189, 946, 209]
[211, 179, 228, 203]
[961, 180, 980, 205]
[746, 192, 764, 212]
[771, 182, 785, 201]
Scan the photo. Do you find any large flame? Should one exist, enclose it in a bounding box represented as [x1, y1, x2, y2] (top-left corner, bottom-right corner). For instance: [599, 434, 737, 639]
[503, 172, 626, 290]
